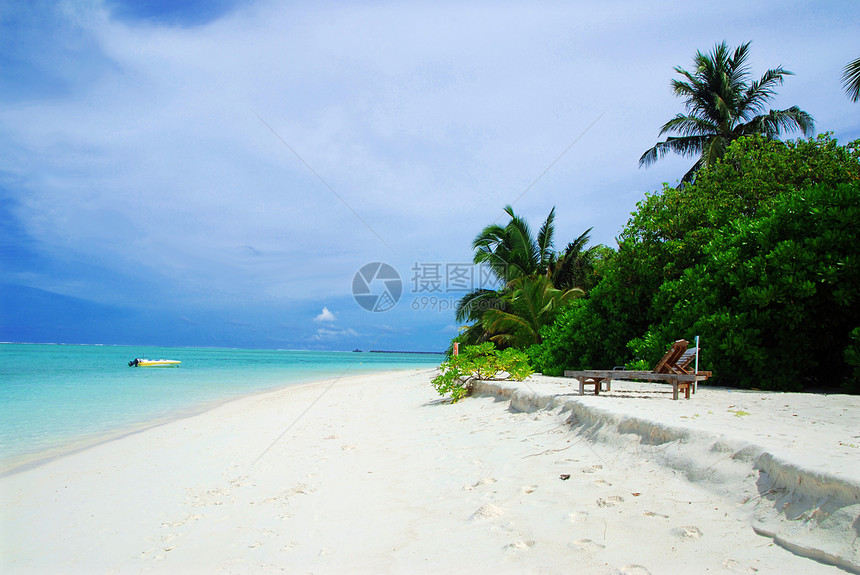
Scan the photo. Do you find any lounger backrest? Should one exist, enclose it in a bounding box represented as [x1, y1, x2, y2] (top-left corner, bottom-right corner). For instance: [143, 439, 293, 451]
[652, 340, 688, 374]
[676, 348, 698, 372]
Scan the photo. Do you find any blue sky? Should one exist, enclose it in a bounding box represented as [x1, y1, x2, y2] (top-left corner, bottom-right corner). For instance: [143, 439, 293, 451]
[1, 0, 858, 351]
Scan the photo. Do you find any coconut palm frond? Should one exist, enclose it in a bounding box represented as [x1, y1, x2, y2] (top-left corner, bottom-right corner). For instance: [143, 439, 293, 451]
[841, 56, 860, 102]
[641, 41, 814, 182]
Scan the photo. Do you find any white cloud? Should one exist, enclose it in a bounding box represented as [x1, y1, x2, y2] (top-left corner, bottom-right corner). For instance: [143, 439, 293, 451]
[314, 307, 336, 323]
[2, 0, 858, 351]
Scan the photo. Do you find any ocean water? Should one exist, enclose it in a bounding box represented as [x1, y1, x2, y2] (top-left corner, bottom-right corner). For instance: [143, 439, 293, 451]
[0, 344, 442, 473]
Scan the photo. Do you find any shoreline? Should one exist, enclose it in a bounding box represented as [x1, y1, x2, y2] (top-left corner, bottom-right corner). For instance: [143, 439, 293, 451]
[0, 366, 432, 478]
[1, 369, 856, 573]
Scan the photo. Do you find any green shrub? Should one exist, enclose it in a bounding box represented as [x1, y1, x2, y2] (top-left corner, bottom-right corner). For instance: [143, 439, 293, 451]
[431, 342, 534, 402]
[644, 182, 860, 390]
[625, 359, 652, 371]
[529, 275, 644, 376]
[532, 135, 860, 391]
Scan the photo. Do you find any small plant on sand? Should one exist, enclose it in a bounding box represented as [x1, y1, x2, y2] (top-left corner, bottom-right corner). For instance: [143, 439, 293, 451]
[432, 342, 534, 403]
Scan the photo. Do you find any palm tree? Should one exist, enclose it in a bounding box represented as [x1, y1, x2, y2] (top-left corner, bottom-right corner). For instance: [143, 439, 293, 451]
[455, 205, 556, 332]
[472, 205, 556, 285]
[482, 276, 583, 348]
[454, 288, 504, 341]
[843, 56, 860, 102]
[551, 227, 600, 291]
[455, 205, 558, 347]
[453, 205, 597, 349]
[640, 41, 815, 183]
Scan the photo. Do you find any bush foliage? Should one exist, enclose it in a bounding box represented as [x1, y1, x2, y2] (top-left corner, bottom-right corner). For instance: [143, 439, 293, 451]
[432, 342, 534, 402]
[531, 134, 860, 392]
[643, 182, 860, 390]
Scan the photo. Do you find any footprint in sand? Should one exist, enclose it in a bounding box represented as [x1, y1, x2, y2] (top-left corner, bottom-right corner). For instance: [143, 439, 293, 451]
[161, 513, 201, 528]
[567, 511, 589, 523]
[470, 503, 505, 520]
[582, 464, 604, 474]
[505, 540, 536, 550]
[463, 478, 497, 491]
[593, 479, 612, 487]
[521, 485, 538, 494]
[672, 525, 703, 540]
[571, 538, 605, 551]
[642, 510, 669, 519]
[720, 558, 756, 573]
[286, 483, 312, 496]
[597, 495, 624, 507]
[187, 486, 230, 508]
[619, 565, 652, 575]
[229, 476, 252, 488]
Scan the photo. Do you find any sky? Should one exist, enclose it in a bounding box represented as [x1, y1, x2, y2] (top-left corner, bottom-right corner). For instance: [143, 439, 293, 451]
[1, 0, 858, 352]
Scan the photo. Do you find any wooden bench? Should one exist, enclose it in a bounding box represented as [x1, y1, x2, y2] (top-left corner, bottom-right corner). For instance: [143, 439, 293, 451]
[563, 370, 707, 400]
[564, 339, 711, 400]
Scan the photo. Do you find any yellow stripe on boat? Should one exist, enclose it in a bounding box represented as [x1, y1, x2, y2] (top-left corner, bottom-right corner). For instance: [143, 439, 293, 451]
[136, 359, 181, 367]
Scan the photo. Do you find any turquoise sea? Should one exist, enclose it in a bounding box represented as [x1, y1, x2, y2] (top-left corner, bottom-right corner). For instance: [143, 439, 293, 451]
[0, 344, 441, 474]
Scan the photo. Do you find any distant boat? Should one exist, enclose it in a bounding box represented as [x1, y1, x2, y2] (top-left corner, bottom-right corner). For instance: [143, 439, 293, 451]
[128, 358, 181, 367]
[353, 348, 362, 352]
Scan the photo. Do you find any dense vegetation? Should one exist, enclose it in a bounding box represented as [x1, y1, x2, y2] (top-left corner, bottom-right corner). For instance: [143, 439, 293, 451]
[531, 134, 860, 392]
[445, 42, 860, 395]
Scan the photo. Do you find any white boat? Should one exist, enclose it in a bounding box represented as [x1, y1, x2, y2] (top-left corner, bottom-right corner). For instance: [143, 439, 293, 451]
[128, 358, 181, 367]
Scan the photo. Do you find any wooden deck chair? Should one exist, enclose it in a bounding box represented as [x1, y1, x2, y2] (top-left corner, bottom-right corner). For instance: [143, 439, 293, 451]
[674, 348, 697, 372]
[652, 339, 690, 374]
[672, 347, 703, 391]
[564, 339, 711, 400]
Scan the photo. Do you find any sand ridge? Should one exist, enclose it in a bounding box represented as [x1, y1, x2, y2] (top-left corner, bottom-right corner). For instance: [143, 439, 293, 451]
[475, 375, 860, 573]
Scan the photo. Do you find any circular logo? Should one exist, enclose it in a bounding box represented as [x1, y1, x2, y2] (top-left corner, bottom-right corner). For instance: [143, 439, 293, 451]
[352, 262, 402, 312]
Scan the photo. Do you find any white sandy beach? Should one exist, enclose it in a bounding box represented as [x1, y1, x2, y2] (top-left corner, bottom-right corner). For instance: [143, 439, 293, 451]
[1, 369, 858, 574]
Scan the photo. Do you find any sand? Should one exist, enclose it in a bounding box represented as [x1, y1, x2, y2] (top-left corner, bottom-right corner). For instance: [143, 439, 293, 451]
[1, 369, 858, 574]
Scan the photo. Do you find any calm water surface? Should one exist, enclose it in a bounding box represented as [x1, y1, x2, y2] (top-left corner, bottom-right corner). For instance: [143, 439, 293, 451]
[0, 344, 441, 472]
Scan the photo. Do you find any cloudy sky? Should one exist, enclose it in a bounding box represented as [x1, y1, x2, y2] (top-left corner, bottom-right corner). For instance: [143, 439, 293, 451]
[1, 0, 858, 351]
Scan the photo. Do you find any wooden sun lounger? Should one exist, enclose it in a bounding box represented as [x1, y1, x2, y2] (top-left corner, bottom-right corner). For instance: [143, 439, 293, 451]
[564, 340, 711, 400]
[562, 369, 709, 399]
